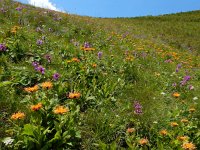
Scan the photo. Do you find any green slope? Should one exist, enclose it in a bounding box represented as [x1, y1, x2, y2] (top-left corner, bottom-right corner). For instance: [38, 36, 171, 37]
[0, 0, 200, 149]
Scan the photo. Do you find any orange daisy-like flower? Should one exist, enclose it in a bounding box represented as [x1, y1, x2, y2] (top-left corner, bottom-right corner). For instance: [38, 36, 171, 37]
[92, 63, 97, 68]
[177, 136, 188, 142]
[41, 81, 53, 89]
[173, 92, 180, 98]
[171, 122, 179, 127]
[53, 106, 69, 114]
[182, 142, 196, 150]
[24, 85, 39, 93]
[31, 103, 42, 111]
[11, 112, 25, 120]
[68, 92, 81, 99]
[71, 58, 80, 62]
[159, 129, 168, 136]
[181, 119, 189, 123]
[126, 128, 135, 134]
[189, 108, 195, 113]
[139, 138, 148, 145]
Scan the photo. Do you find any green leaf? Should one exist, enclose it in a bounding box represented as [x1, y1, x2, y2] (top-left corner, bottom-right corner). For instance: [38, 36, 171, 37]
[0, 81, 12, 87]
[22, 124, 35, 137]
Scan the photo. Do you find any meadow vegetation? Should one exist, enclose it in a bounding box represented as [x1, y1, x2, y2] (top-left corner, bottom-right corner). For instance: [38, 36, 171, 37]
[0, 0, 200, 149]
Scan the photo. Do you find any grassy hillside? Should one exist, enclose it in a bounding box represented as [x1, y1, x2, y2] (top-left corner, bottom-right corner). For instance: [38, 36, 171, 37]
[0, 0, 200, 149]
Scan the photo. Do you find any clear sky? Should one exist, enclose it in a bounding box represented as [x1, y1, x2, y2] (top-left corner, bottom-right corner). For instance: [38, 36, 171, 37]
[16, 0, 200, 18]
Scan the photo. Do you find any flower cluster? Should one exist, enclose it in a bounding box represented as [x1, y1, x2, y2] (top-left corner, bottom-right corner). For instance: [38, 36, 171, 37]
[134, 101, 143, 115]
[0, 43, 7, 52]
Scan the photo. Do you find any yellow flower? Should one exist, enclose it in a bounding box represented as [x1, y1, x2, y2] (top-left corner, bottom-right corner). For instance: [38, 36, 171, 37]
[31, 103, 42, 111]
[11, 112, 25, 120]
[173, 92, 180, 98]
[41, 81, 53, 89]
[171, 122, 179, 127]
[24, 85, 39, 93]
[139, 138, 148, 145]
[189, 108, 195, 113]
[182, 142, 196, 150]
[159, 129, 168, 136]
[181, 119, 189, 124]
[177, 136, 188, 142]
[53, 106, 69, 114]
[68, 92, 81, 99]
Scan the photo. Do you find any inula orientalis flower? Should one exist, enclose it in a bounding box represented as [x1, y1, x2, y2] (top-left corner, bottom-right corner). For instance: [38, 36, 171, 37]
[68, 92, 81, 99]
[53, 106, 69, 114]
[139, 138, 148, 145]
[31, 103, 42, 111]
[182, 142, 196, 150]
[41, 81, 53, 89]
[11, 112, 25, 120]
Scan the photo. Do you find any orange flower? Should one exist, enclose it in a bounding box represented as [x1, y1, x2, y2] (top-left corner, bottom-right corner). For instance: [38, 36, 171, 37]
[182, 142, 196, 150]
[126, 128, 135, 133]
[31, 103, 42, 111]
[83, 47, 95, 51]
[171, 122, 179, 127]
[159, 129, 168, 136]
[53, 106, 69, 114]
[24, 85, 39, 92]
[68, 92, 81, 99]
[92, 63, 97, 68]
[11, 112, 25, 120]
[173, 92, 180, 98]
[71, 58, 80, 62]
[177, 136, 188, 142]
[181, 119, 189, 123]
[41, 81, 53, 89]
[189, 108, 195, 113]
[139, 138, 148, 145]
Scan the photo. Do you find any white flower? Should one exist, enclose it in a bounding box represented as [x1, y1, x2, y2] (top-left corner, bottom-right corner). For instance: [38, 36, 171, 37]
[193, 97, 198, 100]
[161, 92, 166, 95]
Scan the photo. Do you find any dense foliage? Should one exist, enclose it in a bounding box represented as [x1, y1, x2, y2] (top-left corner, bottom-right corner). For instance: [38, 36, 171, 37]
[0, 0, 200, 149]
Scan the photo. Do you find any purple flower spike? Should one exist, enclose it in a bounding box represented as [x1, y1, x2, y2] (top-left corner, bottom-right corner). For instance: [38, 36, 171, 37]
[98, 51, 103, 59]
[32, 61, 39, 70]
[184, 75, 191, 82]
[53, 73, 60, 80]
[0, 44, 7, 52]
[134, 101, 143, 115]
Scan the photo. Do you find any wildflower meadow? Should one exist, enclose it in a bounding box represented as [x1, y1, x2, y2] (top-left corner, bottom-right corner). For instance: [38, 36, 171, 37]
[0, 0, 200, 149]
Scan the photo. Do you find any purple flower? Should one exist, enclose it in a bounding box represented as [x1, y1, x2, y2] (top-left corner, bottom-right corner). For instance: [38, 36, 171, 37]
[32, 61, 39, 70]
[172, 83, 177, 87]
[45, 54, 51, 63]
[176, 63, 182, 72]
[37, 66, 45, 74]
[36, 39, 43, 45]
[36, 27, 42, 32]
[0, 44, 7, 52]
[84, 42, 90, 48]
[53, 73, 60, 80]
[184, 75, 191, 82]
[134, 101, 143, 115]
[98, 51, 103, 59]
[16, 7, 23, 11]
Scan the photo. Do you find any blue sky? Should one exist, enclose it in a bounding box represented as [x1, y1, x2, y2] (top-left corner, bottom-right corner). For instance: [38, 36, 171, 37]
[16, 0, 200, 18]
